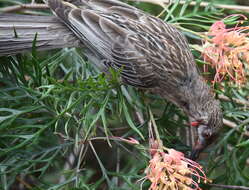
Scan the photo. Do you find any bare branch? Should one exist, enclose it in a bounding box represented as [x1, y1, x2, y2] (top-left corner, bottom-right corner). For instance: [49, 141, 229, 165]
[223, 118, 249, 137]
[219, 94, 249, 107]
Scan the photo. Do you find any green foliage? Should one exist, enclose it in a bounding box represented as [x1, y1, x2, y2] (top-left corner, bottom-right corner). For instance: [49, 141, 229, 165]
[0, 0, 249, 190]
[0, 48, 157, 189]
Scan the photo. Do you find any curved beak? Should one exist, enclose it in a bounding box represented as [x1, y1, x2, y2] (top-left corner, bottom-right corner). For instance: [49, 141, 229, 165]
[190, 138, 207, 160]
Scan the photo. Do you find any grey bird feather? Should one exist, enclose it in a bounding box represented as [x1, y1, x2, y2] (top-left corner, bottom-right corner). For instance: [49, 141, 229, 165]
[0, 0, 223, 159]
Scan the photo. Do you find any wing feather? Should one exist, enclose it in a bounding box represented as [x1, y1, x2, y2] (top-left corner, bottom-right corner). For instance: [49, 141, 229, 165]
[48, 0, 196, 89]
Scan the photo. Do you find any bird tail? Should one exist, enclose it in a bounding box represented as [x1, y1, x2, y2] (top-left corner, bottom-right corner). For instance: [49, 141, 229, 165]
[0, 14, 79, 56]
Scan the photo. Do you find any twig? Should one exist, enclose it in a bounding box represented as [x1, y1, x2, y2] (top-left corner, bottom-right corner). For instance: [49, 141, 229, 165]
[223, 118, 249, 137]
[133, 0, 170, 7]
[115, 148, 121, 186]
[223, 118, 238, 128]
[135, 109, 145, 125]
[218, 94, 249, 107]
[131, 0, 249, 12]
[0, 3, 48, 13]
[208, 183, 249, 190]
[16, 176, 32, 190]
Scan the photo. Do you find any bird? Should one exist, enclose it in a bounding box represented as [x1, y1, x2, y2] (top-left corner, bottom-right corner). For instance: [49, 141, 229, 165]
[46, 0, 223, 160]
[5, 0, 223, 160]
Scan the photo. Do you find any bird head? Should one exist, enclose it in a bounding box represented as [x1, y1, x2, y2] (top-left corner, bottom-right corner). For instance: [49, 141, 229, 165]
[189, 99, 223, 160]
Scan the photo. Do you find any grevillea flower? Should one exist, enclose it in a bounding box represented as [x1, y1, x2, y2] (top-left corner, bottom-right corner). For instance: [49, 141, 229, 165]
[203, 15, 249, 85]
[145, 140, 210, 190]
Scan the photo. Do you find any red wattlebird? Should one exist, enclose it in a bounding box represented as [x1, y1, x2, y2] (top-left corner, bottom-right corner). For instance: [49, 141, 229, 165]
[3, 0, 223, 159]
[47, 0, 223, 159]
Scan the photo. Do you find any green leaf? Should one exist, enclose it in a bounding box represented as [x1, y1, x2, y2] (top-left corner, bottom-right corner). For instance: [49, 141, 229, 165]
[236, 139, 249, 147]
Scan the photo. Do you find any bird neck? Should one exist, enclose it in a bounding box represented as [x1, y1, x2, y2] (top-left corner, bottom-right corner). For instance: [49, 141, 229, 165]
[182, 76, 215, 121]
[153, 70, 216, 123]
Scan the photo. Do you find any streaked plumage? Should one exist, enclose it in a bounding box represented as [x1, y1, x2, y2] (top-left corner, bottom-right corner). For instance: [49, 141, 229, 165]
[48, 0, 223, 159]
[48, 0, 222, 159]
[48, 0, 194, 88]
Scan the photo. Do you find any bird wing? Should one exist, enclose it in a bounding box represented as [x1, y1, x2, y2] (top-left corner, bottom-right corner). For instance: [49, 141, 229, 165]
[70, 0, 137, 12]
[48, 0, 158, 87]
[48, 0, 197, 88]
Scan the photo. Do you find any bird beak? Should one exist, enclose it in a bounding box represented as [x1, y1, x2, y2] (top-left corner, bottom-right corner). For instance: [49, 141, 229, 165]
[190, 138, 207, 160]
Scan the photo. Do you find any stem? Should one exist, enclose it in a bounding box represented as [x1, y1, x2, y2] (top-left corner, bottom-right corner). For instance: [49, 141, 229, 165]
[129, 0, 249, 12]
[16, 176, 33, 190]
[148, 107, 163, 147]
[208, 183, 249, 190]
[218, 94, 249, 107]
[177, 26, 208, 40]
[223, 118, 249, 137]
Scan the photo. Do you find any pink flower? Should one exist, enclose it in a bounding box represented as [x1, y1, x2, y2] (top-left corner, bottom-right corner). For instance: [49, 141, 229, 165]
[145, 140, 210, 190]
[203, 15, 249, 85]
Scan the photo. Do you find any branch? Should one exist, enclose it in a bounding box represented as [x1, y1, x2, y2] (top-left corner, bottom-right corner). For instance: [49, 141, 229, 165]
[208, 183, 249, 190]
[218, 94, 249, 107]
[16, 176, 33, 190]
[131, 0, 249, 12]
[223, 118, 249, 137]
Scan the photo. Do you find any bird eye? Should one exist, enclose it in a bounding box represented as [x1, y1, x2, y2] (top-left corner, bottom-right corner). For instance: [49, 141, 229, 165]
[202, 131, 211, 139]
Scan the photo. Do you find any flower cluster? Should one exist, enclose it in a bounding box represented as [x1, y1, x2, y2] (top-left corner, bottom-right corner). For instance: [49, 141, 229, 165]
[203, 15, 249, 85]
[145, 140, 209, 190]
